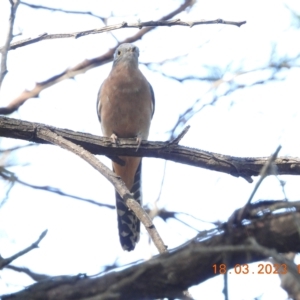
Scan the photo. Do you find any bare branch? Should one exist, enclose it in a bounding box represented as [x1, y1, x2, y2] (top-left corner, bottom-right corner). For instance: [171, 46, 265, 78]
[37, 127, 167, 254]
[3, 206, 300, 300]
[0, 0, 20, 90]
[20, 1, 106, 21]
[168, 125, 190, 145]
[0, 167, 114, 209]
[5, 265, 50, 281]
[0, 0, 195, 114]
[0, 143, 36, 152]
[4, 18, 246, 52]
[1, 117, 300, 180]
[246, 145, 281, 204]
[0, 229, 47, 269]
[237, 146, 281, 221]
[168, 65, 288, 139]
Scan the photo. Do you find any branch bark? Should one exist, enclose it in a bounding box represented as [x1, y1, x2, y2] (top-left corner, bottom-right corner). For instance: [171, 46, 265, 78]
[1, 116, 300, 181]
[3, 202, 300, 300]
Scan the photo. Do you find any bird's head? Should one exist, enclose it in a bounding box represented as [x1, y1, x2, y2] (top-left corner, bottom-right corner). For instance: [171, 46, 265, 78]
[113, 43, 139, 67]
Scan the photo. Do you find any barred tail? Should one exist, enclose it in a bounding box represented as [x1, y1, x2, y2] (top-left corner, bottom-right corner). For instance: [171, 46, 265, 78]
[115, 161, 142, 251]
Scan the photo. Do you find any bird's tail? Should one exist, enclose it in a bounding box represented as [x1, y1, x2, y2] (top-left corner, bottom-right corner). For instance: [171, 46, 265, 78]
[115, 161, 142, 251]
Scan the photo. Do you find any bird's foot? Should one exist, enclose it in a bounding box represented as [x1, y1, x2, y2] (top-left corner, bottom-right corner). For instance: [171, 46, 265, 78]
[136, 136, 142, 152]
[110, 133, 118, 144]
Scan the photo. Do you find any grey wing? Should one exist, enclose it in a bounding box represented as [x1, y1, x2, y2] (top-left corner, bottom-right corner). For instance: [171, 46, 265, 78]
[96, 83, 103, 123]
[148, 82, 155, 118]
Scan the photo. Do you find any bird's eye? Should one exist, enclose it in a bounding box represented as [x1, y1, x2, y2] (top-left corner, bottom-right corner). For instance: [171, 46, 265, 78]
[132, 47, 136, 52]
[117, 50, 121, 56]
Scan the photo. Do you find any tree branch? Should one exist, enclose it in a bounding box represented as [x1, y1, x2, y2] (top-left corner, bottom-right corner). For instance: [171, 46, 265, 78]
[1, 117, 300, 181]
[0, 166, 114, 209]
[3, 202, 300, 300]
[37, 127, 167, 254]
[0, 0, 20, 90]
[4, 19, 246, 52]
[5, 265, 50, 281]
[20, 1, 106, 22]
[0, 229, 47, 270]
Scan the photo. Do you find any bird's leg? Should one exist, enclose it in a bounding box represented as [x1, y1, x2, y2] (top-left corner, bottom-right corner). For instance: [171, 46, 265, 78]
[108, 134, 125, 166]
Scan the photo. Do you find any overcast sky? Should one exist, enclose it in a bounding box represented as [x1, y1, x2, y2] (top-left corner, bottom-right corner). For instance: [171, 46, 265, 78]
[1, 0, 300, 299]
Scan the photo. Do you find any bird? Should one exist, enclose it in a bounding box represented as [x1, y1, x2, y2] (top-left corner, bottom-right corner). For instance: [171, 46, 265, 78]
[97, 43, 155, 251]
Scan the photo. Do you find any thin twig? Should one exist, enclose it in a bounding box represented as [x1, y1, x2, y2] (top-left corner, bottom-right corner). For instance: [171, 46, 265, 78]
[168, 125, 190, 146]
[0, 143, 36, 152]
[5, 265, 50, 281]
[246, 146, 281, 204]
[0, 166, 114, 209]
[4, 19, 246, 52]
[0, 0, 20, 90]
[167, 65, 287, 140]
[238, 145, 281, 221]
[0, 229, 47, 269]
[20, 1, 106, 22]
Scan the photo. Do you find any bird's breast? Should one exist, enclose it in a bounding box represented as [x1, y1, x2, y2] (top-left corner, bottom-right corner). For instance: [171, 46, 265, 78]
[99, 66, 153, 139]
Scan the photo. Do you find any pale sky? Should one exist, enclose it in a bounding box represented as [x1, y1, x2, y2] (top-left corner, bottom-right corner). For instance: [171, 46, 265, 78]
[0, 0, 300, 299]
